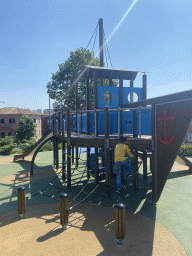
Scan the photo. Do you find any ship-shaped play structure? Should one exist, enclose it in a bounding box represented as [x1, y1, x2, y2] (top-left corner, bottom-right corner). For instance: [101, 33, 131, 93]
[15, 19, 192, 203]
[27, 64, 192, 202]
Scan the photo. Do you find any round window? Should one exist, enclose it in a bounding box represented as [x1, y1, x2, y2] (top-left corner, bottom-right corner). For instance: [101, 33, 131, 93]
[128, 92, 138, 103]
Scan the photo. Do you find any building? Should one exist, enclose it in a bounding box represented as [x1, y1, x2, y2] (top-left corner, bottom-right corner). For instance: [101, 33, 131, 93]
[0, 108, 43, 141]
[36, 109, 42, 114]
[183, 120, 192, 144]
[43, 109, 53, 115]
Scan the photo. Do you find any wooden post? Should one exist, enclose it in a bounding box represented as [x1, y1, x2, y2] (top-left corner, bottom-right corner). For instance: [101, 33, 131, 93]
[143, 73, 147, 100]
[53, 113, 56, 166]
[60, 193, 68, 230]
[80, 112, 83, 133]
[75, 82, 78, 132]
[86, 77, 90, 135]
[17, 186, 26, 219]
[130, 80, 133, 103]
[119, 75, 123, 135]
[67, 107, 71, 190]
[134, 147, 139, 192]
[143, 149, 147, 180]
[76, 146, 78, 168]
[114, 203, 125, 245]
[94, 70, 98, 137]
[62, 111, 66, 181]
[72, 144, 74, 164]
[104, 106, 110, 195]
[95, 147, 99, 184]
[133, 110, 137, 138]
[86, 77, 90, 178]
[151, 104, 157, 202]
[55, 113, 59, 170]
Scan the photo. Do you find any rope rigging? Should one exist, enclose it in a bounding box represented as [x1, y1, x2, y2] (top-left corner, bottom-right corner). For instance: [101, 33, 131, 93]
[85, 23, 99, 50]
[16, 144, 149, 216]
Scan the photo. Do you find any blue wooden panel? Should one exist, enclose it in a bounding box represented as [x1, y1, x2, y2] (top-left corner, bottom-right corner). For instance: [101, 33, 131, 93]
[98, 111, 118, 134]
[122, 111, 133, 134]
[98, 111, 104, 134]
[82, 114, 86, 133]
[98, 86, 119, 109]
[136, 109, 151, 135]
[123, 87, 143, 105]
[109, 111, 118, 133]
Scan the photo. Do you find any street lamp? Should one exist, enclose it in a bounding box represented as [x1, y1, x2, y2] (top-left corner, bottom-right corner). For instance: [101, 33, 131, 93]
[47, 90, 51, 129]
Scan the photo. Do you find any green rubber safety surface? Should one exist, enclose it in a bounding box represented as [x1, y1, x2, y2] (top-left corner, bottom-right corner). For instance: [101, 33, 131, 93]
[0, 151, 192, 255]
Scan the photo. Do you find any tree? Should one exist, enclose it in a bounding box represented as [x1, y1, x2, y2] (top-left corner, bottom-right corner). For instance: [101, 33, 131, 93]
[0, 136, 16, 155]
[47, 47, 100, 111]
[15, 114, 36, 142]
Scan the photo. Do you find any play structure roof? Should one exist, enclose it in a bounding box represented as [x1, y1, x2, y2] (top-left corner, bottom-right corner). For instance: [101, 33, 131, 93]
[63, 66, 148, 81]
[81, 66, 139, 80]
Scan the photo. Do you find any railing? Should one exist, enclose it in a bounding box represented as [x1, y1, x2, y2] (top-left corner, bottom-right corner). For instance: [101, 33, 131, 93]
[52, 106, 151, 139]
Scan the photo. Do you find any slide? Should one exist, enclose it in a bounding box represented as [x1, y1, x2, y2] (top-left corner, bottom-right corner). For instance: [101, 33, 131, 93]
[176, 152, 192, 169]
[13, 130, 52, 162]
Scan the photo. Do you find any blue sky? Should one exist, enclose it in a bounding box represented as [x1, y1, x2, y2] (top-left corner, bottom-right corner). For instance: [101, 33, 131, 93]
[0, 0, 192, 111]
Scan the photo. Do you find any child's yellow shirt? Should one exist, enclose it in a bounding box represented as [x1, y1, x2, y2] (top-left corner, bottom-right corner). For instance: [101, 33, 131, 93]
[114, 143, 133, 162]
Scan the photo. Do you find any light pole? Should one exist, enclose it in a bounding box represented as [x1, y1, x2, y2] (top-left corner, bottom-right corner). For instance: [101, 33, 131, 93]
[47, 90, 51, 129]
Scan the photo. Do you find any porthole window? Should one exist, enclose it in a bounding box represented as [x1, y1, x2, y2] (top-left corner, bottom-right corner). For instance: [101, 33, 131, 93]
[128, 92, 138, 103]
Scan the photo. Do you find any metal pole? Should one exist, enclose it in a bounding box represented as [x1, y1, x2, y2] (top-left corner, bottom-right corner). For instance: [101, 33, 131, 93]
[118, 108, 120, 139]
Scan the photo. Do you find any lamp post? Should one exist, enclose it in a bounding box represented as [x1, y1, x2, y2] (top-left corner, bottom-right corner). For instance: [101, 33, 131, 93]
[47, 90, 51, 129]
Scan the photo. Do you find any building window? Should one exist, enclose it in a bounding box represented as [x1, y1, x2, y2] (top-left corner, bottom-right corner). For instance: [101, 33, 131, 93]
[39, 130, 40, 135]
[1, 132, 5, 138]
[39, 119, 40, 123]
[0, 119, 5, 124]
[33, 119, 36, 123]
[9, 118, 15, 124]
[188, 134, 192, 142]
[8, 132, 11, 136]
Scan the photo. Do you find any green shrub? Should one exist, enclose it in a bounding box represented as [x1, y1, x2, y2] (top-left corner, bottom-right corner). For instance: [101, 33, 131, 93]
[39, 142, 53, 152]
[179, 144, 192, 157]
[0, 137, 16, 155]
[11, 148, 22, 154]
[20, 137, 36, 153]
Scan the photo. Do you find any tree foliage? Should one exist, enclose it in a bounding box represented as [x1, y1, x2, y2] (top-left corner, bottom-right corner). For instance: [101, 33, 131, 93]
[15, 114, 36, 142]
[0, 136, 16, 155]
[20, 137, 36, 153]
[47, 47, 100, 111]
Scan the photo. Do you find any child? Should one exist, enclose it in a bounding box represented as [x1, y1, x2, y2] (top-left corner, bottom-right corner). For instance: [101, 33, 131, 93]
[114, 135, 134, 192]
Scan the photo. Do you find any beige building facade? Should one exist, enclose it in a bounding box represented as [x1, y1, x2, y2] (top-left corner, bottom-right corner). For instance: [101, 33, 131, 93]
[0, 108, 43, 141]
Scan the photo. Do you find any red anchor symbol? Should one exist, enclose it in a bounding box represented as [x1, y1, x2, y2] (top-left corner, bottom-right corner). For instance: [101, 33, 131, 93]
[157, 110, 175, 144]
